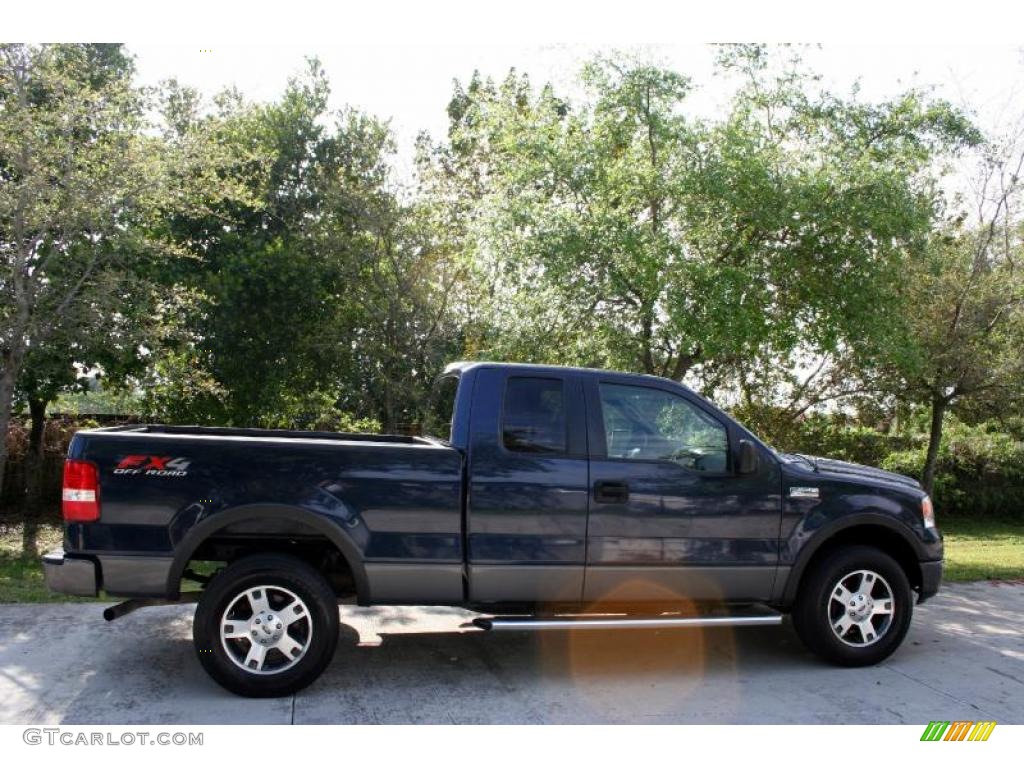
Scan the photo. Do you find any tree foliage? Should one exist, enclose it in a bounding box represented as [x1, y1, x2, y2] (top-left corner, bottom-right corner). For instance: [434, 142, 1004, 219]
[874, 135, 1024, 493]
[0, 43, 167, 493]
[419, 47, 980, 386]
[4, 44, 1024, 517]
[155, 60, 466, 432]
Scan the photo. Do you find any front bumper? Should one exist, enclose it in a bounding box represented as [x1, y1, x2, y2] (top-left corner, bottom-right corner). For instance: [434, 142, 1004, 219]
[42, 550, 98, 597]
[918, 559, 944, 603]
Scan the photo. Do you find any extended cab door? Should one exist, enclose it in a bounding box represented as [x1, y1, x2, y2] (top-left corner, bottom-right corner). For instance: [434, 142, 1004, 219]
[466, 368, 589, 603]
[583, 377, 781, 603]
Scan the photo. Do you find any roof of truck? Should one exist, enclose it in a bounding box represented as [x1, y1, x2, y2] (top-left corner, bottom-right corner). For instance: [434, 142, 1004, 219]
[443, 360, 677, 383]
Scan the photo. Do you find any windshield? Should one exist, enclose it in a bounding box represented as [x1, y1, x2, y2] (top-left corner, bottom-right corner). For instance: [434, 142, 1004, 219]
[424, 374, 459, 442]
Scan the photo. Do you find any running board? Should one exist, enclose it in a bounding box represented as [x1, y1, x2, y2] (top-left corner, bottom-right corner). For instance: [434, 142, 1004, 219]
[473, 613, 783, 632]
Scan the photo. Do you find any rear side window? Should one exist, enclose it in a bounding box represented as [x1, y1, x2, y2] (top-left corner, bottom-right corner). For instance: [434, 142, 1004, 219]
[502, 377, 567, 454]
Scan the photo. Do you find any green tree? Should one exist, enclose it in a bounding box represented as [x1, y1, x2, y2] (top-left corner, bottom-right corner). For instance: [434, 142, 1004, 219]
[157, 62, 358, 427]
[157, 60, 468, 432]
[423, 48, 979, 388]
[880, 136, 1024, 494]
[14, 275, 155, 506]
[300, 106, 474, 431]
[0, 44, 164, 495]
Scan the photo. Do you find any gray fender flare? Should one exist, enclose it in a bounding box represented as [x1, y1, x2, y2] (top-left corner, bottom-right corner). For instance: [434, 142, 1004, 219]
[166, 503, 368, 602]
[779, 511, 925, 606]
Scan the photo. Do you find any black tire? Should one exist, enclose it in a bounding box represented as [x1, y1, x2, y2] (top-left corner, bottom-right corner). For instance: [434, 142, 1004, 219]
[792, 545, 913, 667]
[193, 553, 339, 697]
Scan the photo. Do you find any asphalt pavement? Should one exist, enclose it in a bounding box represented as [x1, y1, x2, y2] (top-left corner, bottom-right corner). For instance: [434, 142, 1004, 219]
[0, 581, 1021, 724]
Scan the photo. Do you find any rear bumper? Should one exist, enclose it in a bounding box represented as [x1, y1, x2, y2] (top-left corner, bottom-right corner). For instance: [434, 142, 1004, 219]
[42, 550, 174, 598]
[42, 550, 98, 597]
[918, 559, 943, 603]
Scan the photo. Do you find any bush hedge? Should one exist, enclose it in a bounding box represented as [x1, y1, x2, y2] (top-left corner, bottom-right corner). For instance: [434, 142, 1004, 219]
[881, 420, 1024, 519]
[739, 407, 1024, 520]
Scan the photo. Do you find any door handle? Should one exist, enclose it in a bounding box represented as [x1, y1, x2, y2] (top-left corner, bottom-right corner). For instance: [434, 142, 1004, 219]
[594, 480, 630, 504]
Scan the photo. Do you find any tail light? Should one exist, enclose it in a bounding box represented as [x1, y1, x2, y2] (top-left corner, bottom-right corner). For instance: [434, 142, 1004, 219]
[62, 459, 100, 522]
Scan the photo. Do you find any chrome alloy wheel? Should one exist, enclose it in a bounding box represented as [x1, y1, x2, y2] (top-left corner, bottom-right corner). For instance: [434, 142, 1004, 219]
[220, 585, 313, 675]
[828, 569, 895, 647]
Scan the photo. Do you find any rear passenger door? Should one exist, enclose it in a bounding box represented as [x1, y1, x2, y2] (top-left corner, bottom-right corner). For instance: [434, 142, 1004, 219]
[467, 368, 589, 603]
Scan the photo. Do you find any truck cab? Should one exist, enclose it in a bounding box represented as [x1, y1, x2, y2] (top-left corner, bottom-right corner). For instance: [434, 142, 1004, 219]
[444, 362, 784, 605]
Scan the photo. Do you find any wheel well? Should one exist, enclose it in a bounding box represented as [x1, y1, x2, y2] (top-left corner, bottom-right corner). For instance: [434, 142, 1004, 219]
[181, 519, 357, 599]
[790, 525, 922, 604]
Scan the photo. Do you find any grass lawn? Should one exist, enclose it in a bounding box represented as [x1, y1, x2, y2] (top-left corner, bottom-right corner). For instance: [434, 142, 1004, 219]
[940, 517, 1024, 582]
[0, 522, 101, 603]
[1, 518, 1021, 603]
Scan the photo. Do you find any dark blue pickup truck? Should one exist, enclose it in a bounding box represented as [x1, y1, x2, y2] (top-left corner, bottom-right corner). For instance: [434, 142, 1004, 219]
[43, 361, 943, 696]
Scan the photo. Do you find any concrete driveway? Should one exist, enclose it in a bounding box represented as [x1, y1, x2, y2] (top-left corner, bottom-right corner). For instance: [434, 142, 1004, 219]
[0, 581, 1021, 724]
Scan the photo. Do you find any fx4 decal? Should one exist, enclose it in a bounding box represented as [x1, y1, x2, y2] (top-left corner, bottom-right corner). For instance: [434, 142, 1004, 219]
[114, 455, 191, 477]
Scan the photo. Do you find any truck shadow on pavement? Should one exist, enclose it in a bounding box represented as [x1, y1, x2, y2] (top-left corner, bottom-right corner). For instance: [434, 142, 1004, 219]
[3, 582, 1022, 725]
[303, 608, 822, 723]
[3, 603, 814, 725]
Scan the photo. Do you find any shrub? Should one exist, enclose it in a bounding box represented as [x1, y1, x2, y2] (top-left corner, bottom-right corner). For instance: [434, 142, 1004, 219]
[730, 406, 914, 467]
[260, 390, 381, 433]
[882, 419, 1024, 519]
[732, 405, 1023, 519]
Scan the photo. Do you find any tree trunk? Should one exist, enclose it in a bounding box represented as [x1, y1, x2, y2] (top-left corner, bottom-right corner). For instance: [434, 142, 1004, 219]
[27, 397, 46, 458]
[0, 358, 22, 504]
[639, 307, 656, 375]
[921, 397, 948, 496]
[18, 397, 50, 559]
[382, 368, 396, 435]
[25, 397, 48, 511]
[670, 345, 702, 382]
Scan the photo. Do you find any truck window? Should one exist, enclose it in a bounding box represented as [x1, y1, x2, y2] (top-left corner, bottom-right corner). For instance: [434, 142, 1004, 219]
[502, 377, 567, 454]
[599, 383, 728, 472]
[425, 374, 460, 441]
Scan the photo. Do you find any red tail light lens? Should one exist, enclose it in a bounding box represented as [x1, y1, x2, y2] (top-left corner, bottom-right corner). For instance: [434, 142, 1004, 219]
[62, 459, 100, 522]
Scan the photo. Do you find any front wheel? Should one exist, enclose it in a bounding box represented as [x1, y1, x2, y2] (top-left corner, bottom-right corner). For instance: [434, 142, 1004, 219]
[193, 553, 340, 697]
[792, 545, 913, 667]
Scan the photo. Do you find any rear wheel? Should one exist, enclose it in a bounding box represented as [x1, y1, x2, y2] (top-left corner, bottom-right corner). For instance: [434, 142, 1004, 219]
[792, 545, 913, 666]
[193, 553, 339, 697]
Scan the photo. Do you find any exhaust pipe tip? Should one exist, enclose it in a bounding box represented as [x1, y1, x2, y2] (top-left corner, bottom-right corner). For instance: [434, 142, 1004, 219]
[103, 599, 146, 621]
[103, 592, 203, 622]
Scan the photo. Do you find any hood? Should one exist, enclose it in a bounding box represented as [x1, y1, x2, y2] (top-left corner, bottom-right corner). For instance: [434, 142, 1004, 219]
[783, 454, 922, 492]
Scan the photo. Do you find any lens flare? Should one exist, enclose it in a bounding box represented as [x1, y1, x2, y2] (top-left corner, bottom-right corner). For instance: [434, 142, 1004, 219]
[528, 577, 742, 720]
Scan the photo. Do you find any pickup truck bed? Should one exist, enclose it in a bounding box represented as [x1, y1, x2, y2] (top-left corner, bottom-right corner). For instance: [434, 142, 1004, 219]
[55, 423, 464, 601]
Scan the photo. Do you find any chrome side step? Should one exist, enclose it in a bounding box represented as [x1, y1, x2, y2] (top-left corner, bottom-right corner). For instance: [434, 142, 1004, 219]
[474, 613, 783, 632]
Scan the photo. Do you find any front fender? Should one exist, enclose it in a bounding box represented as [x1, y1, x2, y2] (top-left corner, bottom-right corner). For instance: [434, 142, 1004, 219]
[778, 492, 941, 606]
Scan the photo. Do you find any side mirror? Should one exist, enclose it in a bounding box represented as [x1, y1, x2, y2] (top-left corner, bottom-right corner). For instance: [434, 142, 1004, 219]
[736, 439, 759, 475]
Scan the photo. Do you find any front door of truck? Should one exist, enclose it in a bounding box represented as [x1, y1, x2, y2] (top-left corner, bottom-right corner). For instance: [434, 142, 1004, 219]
[582, 378, 781, 604]
[467, 368, 589, 603]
